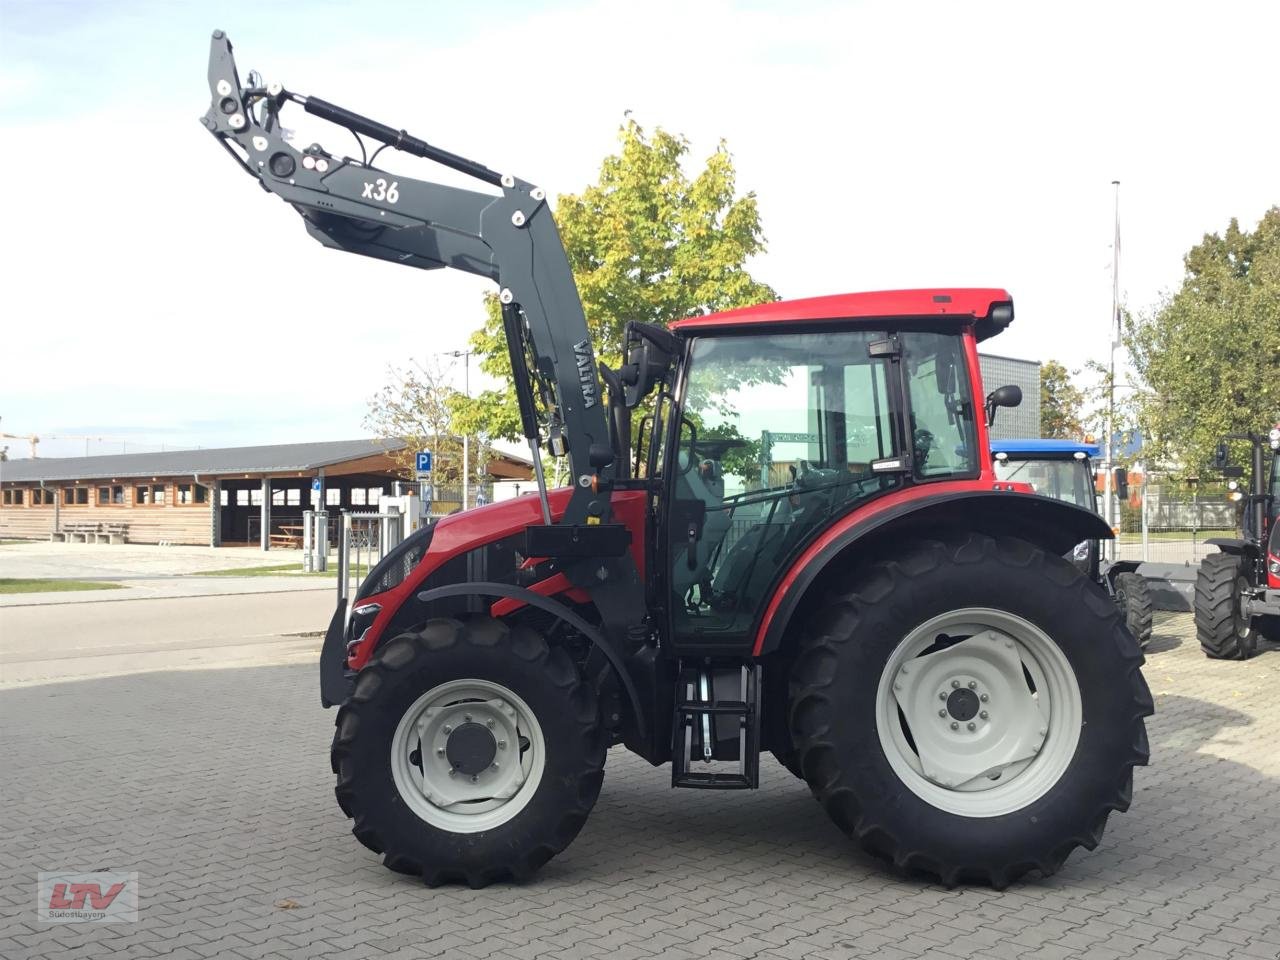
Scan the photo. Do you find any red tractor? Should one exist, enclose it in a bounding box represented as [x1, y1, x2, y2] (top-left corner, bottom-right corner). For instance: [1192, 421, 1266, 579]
[1195, 427, 1280, 659]
[204, 33, 1151, 888]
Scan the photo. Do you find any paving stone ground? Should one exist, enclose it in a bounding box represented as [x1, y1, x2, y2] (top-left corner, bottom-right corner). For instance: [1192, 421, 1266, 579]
[2, 612, 1279, 960]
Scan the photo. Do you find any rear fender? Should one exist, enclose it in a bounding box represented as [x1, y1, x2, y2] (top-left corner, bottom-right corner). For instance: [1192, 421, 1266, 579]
[754, 490, 1114, 655]
[1204, 537, 1258, 560]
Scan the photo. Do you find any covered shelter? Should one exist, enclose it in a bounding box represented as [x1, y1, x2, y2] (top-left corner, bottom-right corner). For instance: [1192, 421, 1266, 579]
[0, 439, 532, 548]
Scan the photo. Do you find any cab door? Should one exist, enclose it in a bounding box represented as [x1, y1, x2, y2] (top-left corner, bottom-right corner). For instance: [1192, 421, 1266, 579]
[663, 328, 903, 655]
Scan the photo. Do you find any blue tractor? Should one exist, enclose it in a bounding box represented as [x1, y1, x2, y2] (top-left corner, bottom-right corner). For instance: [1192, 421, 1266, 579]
[992, 440, 1153, 648]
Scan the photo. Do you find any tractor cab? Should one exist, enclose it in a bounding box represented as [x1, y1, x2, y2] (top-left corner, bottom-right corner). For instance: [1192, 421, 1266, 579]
[990, 439, 1100, 572]
[989, 439, 1154, 647]
[660, 300, 989, 654]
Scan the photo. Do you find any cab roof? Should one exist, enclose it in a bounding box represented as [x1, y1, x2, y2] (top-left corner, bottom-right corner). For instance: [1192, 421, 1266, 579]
[991, 438, 1100, 458]
[669, 288, 1014, 340]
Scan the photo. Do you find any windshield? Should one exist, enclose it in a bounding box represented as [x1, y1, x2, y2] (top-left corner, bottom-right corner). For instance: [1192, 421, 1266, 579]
[993, 456, 1095, 509]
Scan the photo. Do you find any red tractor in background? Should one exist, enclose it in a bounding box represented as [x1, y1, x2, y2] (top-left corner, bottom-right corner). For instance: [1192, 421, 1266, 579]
[1195, 427, 1280, 659]
[203, 33, 1151, 889]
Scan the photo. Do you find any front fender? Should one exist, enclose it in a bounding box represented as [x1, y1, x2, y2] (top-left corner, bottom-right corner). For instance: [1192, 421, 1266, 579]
[754, 490, 1114, 655]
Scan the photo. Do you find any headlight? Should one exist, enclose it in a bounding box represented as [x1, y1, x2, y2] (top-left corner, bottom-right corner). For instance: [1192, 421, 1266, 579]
[1072, 541, 1090, 561]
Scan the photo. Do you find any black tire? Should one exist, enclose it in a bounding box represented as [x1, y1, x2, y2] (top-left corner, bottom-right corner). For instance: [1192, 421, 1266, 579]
[1194, 553, 1258, 660]
[1114, 572, 1154, 649]
[787, 534, 1152, 888]
[330, 617, 606, 887]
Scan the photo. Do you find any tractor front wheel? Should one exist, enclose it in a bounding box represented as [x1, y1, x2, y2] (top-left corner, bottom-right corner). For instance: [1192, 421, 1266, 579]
[787, 534, 1152, 887]
[330, 617, 606, 887]
[1195, 553, 1258, 660]
[1115, 572, 1154, 649]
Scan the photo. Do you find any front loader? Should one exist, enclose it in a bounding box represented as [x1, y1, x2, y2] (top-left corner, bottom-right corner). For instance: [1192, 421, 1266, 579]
[202, 32, 1152, 888]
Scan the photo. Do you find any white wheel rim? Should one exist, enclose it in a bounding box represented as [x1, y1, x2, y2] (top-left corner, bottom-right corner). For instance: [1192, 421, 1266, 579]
[390, 679, 545, 834]
[874, 607, 1082, 818]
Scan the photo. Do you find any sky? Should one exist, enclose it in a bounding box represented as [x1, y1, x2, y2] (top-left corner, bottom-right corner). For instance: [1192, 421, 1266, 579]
[1, 0, 1276, 460]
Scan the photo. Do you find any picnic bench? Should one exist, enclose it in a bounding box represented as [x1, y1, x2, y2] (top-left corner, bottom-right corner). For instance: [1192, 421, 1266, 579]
[52, 522, 99, 543]
[98, 523, 129, 544]
[269, 524, 305, 549]
[49, 522, 128, 544]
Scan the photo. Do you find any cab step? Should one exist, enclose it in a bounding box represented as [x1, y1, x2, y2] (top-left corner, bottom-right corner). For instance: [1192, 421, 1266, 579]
[671, 661, 760, 789]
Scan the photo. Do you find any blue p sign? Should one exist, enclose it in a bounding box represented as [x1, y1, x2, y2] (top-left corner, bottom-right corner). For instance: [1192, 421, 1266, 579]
[416, 451, 433, 473]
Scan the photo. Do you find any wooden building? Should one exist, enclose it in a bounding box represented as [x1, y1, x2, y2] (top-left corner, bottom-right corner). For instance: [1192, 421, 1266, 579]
[0, 439, 532, 547]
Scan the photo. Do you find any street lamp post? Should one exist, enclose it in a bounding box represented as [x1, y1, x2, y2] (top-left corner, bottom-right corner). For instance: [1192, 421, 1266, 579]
[445, 350, 472, 508]
[1104, 180, 1121, 561]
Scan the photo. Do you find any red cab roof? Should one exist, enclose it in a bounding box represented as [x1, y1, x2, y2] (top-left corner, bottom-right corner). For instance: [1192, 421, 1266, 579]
[669, 288, 1013, 339]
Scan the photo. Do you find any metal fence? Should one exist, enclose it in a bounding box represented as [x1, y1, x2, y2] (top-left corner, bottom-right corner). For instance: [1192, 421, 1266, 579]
[423, 484, 494, 517]
[1110, 479, 1239, 565]
[336, 509, 404, 619]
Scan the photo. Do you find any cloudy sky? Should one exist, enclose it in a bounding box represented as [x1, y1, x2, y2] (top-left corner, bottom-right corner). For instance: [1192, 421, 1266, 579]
[1, 0, 1276, 460]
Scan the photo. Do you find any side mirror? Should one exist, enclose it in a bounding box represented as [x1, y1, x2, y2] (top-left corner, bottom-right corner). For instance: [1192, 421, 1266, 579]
[984, 384, 1022, 426]
[1113, 467, 1129, 502]
[1212, 442, 1230, 469]
[621, 321, 678, 409]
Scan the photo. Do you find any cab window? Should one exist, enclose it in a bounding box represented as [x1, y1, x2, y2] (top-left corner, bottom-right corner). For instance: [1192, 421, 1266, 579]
[903, 332, 979, 480]
[669, 330, 900, 644]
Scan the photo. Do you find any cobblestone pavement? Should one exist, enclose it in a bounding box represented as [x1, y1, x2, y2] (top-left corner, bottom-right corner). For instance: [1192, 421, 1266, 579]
[2, 612, 1278, 960]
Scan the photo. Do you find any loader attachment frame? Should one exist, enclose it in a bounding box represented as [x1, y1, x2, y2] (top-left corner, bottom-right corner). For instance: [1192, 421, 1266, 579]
[200, 30, 616, 525]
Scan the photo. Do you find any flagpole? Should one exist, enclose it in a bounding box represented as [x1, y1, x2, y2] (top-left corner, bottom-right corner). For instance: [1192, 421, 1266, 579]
[1104, 180, 1120, 556]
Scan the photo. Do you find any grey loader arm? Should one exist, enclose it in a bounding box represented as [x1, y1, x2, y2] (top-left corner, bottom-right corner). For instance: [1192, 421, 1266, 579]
[200, 30, 615, 516]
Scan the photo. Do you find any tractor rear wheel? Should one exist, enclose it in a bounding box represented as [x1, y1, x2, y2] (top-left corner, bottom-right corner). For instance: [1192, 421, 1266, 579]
[1115, 572, 1154, 649]
[330, 617, 606, 887]
[787, 534, 1152, 888]
[1194, 553, 1258, 660]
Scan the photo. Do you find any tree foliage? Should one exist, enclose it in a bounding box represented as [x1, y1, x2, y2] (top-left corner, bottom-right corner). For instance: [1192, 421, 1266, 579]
[453, 120, 777, 442]
[364, 358, 489, 485]
[1039, 359, 1086, 439]
[1126, 207, 1280, 472]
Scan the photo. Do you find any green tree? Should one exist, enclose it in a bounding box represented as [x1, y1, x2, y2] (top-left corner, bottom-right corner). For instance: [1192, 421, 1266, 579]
[1126, 207, 1280, 472]
[1039, 359, 1085, 438]
[364, 358, 490, 487]
[453, 120, 777, 442]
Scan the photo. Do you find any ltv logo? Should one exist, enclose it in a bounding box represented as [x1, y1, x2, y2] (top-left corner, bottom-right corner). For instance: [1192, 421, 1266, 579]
[38, 872, 138, 923]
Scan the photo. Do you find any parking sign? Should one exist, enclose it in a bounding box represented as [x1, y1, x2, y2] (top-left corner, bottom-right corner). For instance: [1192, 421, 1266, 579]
[416, 451, 433, 474]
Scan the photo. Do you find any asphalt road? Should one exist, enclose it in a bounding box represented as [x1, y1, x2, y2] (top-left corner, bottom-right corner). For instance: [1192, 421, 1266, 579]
[0, 589, 334, 687]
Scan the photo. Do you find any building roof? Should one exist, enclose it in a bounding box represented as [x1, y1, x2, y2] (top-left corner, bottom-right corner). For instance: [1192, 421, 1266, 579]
[669, 288, 1014, 340]
[0, 439, 408, 483]
[990, 438, 1100, 458]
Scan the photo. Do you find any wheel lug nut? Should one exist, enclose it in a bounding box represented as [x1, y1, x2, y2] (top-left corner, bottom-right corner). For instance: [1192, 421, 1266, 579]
[938, 692, 947, 701]
[980, 694, 989, 702]
[487, 719, 496, 729]
[471, 775, 479, 783]
[448, 768, 457, 777]
[497, 740, 507, 749]
[980, 711, 989, 720]
[442, 725, 452, 735]
[951, 680, 960, 689]
[464, 714, 472, 723]
[436, 747, 444, 756]
[491, 762, 499, 770]
[967, 722, 976, 731]
[938, 709, 947, 718]
[967, 681, 977, 689]
[950, 721, 959, 730]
